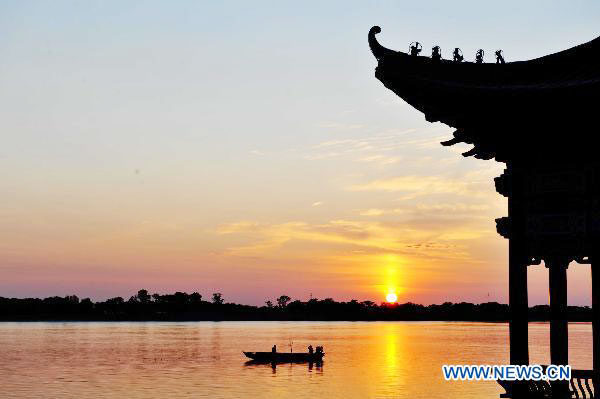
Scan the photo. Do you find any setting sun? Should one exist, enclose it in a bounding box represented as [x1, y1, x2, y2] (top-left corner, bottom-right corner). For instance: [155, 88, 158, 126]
[386, 293, 398, 303]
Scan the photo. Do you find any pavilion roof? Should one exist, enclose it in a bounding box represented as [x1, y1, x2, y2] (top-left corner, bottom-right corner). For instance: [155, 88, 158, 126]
[369, 26, 600, 162]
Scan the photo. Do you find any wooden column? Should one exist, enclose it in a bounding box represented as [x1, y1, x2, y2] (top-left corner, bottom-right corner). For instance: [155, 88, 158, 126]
[548, 257, 569, 399]
[549, 259, 568, 365]
[509, 239, 529, 365]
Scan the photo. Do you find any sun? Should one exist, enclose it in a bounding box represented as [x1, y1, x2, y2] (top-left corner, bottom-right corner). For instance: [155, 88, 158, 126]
[386, 293, 398, 303]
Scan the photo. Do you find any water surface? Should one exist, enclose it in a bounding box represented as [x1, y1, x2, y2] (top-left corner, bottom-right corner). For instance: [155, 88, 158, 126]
[0, 321, 592, 398]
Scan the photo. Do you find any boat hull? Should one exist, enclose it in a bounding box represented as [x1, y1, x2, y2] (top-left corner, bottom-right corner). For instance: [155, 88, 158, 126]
[243, 351, 324, 363]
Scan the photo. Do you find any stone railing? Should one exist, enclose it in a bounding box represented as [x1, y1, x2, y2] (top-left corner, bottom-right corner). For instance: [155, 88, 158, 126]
[497, 368, 596, 398]
[570, 369, 595, 399]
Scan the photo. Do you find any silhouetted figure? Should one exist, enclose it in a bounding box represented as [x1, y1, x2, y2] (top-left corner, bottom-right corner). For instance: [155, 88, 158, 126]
[272, 345, 276, 353]
[308, 345, 313, 354]
[409, 42, 422, 57]
[453, 48, 463, 63]
[476, 49, 484, 64]
[431, 46, 442, 62]
[495, 49, 505, 64]
[315, 346, 323, 354]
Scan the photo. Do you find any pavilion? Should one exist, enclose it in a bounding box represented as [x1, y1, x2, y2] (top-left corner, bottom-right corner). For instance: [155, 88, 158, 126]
[368, 26, 600, 399]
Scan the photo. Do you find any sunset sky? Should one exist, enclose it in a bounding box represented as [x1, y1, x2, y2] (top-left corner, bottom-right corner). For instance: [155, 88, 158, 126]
[1, 1, 600, 305]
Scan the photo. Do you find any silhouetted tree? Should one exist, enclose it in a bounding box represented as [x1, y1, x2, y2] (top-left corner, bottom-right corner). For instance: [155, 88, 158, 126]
[0, 289, 593, 322]
[80, 298, 93, 312]
[287, 300, 303, 312]
[106, 297, 124, 305]
[212, 292, 224, 305]
[173, 292, 188, 304]
[190, 292, 202, 303]
[277, 295, 291, 308]
[137, 289, 150, 303]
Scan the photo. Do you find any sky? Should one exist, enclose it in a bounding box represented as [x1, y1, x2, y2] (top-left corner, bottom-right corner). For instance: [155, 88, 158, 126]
[1, 1, 599, 305]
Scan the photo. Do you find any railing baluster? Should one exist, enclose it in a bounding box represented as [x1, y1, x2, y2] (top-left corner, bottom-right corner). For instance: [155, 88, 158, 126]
[572, 378, 581, 399]
[578, 378, 587, 399]
[584, 378, 593, 399]
[498, 368, 597, 398]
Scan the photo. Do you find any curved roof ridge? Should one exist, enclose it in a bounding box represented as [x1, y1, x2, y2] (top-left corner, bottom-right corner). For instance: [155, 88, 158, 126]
[369, 26, 600, 66]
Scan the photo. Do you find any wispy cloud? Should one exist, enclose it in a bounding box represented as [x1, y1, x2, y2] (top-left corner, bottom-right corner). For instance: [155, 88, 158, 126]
[357, 204, 490, 218]
[348, 164, 503, 199]
[317, 122, 366, 130]
[356, 155, 401, 165]
[359, 208, 386, 216]
[217, 216, 491, 262]
[304, 128, 449, 166]
[349, 175, 472, 196]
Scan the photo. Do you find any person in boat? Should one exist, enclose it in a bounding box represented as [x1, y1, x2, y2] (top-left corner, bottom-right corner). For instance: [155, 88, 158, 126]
[272, 345, 277, 353]
[315, 346, 323, 354]
[308, 345, 313, 354]
[453, 48, 463, 63]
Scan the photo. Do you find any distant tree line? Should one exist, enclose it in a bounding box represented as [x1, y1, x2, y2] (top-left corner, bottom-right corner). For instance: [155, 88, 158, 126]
[0, 290, 594, 321]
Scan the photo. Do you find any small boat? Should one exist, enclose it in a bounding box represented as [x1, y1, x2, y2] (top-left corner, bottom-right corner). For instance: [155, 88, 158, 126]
[243, 351, 324, 363]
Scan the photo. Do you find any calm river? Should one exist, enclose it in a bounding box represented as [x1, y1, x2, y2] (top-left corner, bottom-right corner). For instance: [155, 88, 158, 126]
[0, 321, 593, 398]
